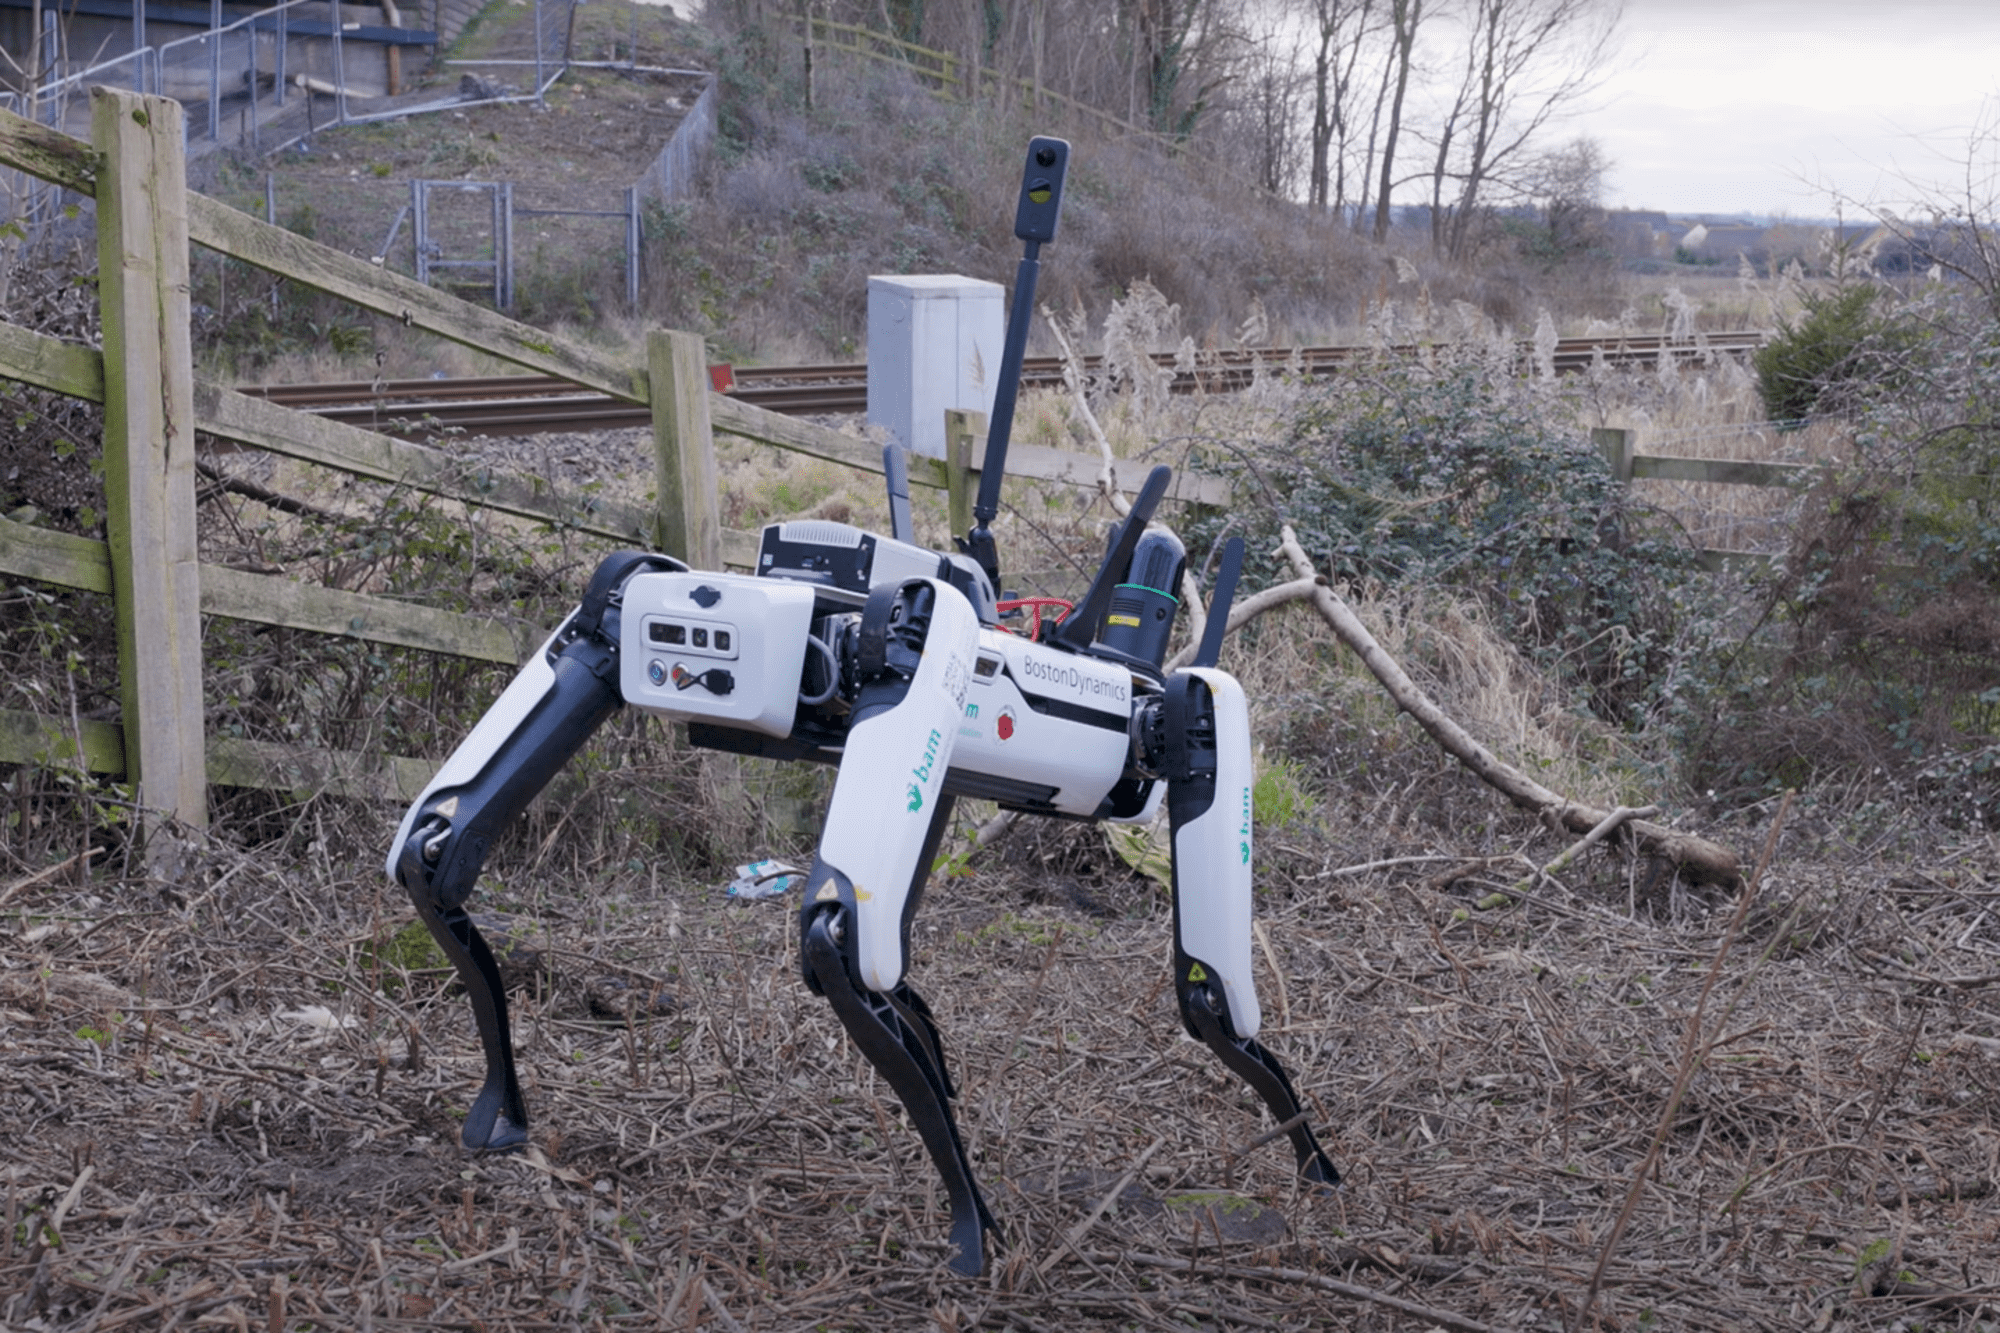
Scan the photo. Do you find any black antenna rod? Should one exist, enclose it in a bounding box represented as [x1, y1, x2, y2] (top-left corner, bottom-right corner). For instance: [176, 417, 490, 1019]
[960, 136, 1070, 593]
[883, 443, 913, 545]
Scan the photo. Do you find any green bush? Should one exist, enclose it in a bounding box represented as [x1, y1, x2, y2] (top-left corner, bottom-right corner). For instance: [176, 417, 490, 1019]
[1685, 295, 2000, 818]
[1752, 284, 1913, 423]
[1204, 364, 1704, 727]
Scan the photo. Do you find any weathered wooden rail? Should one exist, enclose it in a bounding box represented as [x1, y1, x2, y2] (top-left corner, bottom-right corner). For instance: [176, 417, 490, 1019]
[0, 92, 1224, 865]
[1592, 427, 1832, 571]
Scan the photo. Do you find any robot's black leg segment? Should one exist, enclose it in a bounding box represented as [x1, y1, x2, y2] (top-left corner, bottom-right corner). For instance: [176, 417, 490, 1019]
[883, 982, 955, 1102]
[393, 619, 631, 1154]
[1183, 985, 1340, 1186]
[803, 907, 994, 1276]
[405, 875, 528, 1151]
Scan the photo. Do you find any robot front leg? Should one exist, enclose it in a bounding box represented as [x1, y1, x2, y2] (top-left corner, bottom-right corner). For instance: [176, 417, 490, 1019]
[1161, 668, 1340, 1187]
[389, 550, 681, 1152]
[795, 578, 996, 1275]
[802, 795, 997, 1277]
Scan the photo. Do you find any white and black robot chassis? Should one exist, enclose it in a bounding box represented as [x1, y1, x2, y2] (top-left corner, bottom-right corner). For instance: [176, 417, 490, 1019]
[389, 137, 1339, 1277]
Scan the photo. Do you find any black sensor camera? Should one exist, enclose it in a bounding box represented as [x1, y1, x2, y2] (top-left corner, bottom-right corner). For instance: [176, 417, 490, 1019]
[1013, 136, 1070, 245]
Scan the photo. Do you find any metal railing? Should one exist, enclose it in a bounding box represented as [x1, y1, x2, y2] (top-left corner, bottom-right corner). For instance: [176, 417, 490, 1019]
[439, 0, 579, 105]
[17, 0, 340, 149]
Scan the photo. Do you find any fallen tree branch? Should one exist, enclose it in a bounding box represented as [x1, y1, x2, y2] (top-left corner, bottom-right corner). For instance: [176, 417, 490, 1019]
[1497, 804, 1658, 901]
[972, 808, 1020, 851]
[1162, 575, 1321, 671]
[1277, 525, 1741, 887]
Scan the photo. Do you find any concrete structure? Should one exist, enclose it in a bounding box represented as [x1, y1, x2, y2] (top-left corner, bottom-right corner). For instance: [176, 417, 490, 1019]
[866, 274, 1004, 461]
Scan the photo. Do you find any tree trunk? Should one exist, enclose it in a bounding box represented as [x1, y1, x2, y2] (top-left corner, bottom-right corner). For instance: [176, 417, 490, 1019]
[1309, 39, 1332, 210]
[1371, 0, 1419, 243]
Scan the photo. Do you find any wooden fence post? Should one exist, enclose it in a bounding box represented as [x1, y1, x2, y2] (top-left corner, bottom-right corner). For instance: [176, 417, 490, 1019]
[1593, 426, 1633, 484]
[92, 87, 209, 857]
[649, 329, 721, 569]
[942, 408, 983, 539]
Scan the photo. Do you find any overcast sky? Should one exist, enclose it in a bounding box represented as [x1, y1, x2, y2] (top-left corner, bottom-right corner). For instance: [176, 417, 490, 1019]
[1593, 0, 2000, 217]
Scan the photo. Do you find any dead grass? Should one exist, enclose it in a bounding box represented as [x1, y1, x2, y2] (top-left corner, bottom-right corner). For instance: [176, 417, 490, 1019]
[4, 802, 1998, 1331]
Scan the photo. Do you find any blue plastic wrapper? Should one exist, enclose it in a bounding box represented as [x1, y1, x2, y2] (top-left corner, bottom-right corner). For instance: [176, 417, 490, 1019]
[724, 858, 802, 900]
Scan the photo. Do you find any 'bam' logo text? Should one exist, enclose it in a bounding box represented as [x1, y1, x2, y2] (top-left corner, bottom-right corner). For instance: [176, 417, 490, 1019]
[907, 728, 943, 813]
[1239, 786, 1252, 864]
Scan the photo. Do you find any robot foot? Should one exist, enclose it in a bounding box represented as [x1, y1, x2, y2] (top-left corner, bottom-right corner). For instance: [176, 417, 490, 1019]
[804, 907, 996, 1276]
[1184, 984, 1340, 1187]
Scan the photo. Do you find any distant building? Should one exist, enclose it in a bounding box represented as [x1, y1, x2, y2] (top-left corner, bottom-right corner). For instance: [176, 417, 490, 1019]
[1605, 210, 1671, 258]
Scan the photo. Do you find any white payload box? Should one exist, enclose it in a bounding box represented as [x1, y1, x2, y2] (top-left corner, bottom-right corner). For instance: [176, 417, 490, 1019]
[866, 274, 1005, 460]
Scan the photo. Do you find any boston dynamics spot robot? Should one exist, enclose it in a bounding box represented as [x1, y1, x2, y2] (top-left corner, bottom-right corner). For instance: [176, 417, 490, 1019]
[389, 138, 1339, 1276]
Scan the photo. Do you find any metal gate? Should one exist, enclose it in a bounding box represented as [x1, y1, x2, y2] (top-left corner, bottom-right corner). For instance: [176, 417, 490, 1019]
[387, 179, 641, 312]
[412, 179, 513, 310]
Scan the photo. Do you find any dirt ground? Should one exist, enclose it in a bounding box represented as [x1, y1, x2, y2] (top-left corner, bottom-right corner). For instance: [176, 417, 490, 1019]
[4, 798, 1998, 1332]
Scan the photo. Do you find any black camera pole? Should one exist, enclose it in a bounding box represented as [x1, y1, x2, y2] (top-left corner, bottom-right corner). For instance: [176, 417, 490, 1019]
[960, 136, 1069, 595]
[960, 241, 1038, 591]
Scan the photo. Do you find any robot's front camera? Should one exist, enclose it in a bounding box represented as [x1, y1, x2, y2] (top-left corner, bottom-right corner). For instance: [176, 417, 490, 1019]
[693, 628, 709, 648]
[1035, 146, 1058, 168]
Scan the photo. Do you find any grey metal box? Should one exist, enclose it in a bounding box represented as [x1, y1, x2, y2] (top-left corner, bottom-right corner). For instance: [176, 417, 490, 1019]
[866, 274, 1005, 460]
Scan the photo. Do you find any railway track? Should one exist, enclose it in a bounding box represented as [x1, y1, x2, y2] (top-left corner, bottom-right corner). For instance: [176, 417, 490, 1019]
[238, 331, 1764, 438]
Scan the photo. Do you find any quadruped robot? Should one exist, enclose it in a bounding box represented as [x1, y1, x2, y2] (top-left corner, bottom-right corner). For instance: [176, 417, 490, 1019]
[389, 137, 1339, 1276]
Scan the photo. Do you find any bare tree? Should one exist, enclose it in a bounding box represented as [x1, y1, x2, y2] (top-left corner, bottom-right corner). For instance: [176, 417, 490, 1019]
[1120, 0, 1230, 136]
[1238, 20, 1310, 195]
[1869, 105, 2000, 315]
[1369, 0, 1422, 242]
[1426, 0, 1622, 259]
[1301, 0, 1381, 217]
[1521, 135, 1610, 260]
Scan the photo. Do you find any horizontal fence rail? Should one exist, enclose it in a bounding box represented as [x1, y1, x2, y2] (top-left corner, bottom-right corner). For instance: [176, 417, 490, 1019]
[1594, 426, 1841, 573]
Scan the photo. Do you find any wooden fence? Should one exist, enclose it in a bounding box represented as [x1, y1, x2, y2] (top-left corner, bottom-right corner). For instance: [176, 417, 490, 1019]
[1592, 427, 1827, 572]
[0, 90, 1226, 867]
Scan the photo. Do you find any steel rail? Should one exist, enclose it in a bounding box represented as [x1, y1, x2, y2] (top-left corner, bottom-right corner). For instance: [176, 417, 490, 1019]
[235, 332, 1764, 437]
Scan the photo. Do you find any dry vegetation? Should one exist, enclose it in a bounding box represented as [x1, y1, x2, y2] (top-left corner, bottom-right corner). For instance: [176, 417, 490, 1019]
[5, 746, 1999, 1331]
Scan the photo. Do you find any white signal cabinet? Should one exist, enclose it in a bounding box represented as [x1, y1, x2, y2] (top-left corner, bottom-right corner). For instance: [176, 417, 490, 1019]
[866, 274, 1005, 460]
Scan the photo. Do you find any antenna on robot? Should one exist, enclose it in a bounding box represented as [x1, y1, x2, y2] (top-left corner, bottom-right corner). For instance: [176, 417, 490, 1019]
[958, 136, 1070, 594]
[882, 443, 914, 545]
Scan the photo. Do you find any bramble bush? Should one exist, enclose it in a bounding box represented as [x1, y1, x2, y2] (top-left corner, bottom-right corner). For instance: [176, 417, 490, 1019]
[1205, 363, 1707, 729]
[1726, 291, 1998, 816]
